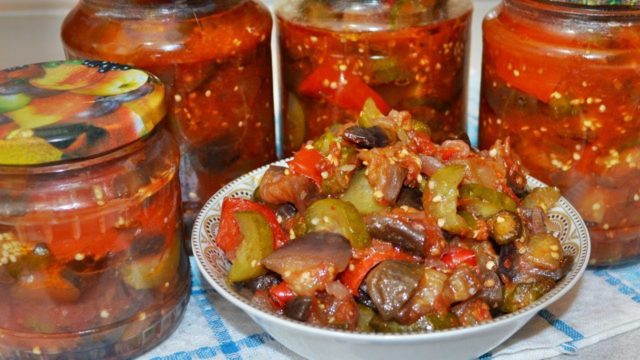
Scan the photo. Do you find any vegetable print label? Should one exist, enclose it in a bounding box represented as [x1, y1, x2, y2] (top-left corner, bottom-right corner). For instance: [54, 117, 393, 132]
[0, 60, 165, 165]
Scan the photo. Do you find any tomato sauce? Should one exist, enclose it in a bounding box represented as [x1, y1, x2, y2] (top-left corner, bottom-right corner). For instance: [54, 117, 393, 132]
[479, 0, 640, 265]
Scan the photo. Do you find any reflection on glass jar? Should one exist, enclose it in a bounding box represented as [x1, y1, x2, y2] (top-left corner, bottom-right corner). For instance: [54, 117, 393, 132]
[61, 0, 277, 233]
[0, 61, 189, 358]
[276, 0, 473, 155]
[479, 0, 640, 266]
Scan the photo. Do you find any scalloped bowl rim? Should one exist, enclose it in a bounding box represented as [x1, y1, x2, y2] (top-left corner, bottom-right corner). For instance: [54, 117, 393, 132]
[192, 159, 590, 344]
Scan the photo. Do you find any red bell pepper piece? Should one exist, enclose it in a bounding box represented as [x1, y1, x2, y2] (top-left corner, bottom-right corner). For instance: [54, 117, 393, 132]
[215, 198, 288, 260]
[339, 240, 415, 296]
[299, 62, 390, 114]
[287, 147, 328, 186]
[269, 282, 297, 309]
[441, 247, 477, 269]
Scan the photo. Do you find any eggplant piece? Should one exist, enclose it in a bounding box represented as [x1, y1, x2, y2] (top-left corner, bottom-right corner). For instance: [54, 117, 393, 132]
[395, 268, 449, 324]
[342, 125, 389, 149]
[396, 186, 424, 210]
[356, 283, 376, 309]
[284, 296, 313, 322]
[466, 241, 503, 309]
[129, 233, 165, 259]
[364, 260, 423, 321]
[359, 147, 408, 205]
[419, 154, 444, 177]
[449, 132, 472, 147]
[113, 169, 151, 199]
[443, 265, 481, 303]
[61, 253, 113, 294]
[258, 166, 318, 211]
[485, 140, 529, 197]
[11, 270, 82, 303]
[240, 271, 281, 293]
[475, 270, 503, 310]
[518, 206, 548, 235]
[499, 236, 564, 285]
[451, 298, 493, 326]
[0, 191, 28, 217]
[310, 291, 359, 330]
[365, 214, 424, 256]
[275, 203, 298, 221]
[263, 232, 351, 295]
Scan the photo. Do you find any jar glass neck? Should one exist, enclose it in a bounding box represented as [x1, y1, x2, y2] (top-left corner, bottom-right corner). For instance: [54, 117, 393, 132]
[276, 0, 472, 31]
[504, 0, 640, 19]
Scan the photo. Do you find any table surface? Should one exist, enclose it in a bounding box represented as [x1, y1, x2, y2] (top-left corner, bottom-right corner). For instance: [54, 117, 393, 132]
[0, 0, 638, 359]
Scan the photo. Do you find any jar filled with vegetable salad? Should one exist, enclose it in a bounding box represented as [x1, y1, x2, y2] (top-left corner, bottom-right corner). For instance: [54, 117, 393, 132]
[61, 0, 277, 234]
[479, 0, 640, 266]
[276, 0, 473, 156]
[0, 61, 189, 358]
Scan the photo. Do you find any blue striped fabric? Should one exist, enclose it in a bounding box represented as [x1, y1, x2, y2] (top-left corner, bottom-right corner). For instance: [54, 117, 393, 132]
[593, 269, 640, 304]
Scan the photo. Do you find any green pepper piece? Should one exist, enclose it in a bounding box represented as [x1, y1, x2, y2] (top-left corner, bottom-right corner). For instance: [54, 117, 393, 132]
[120, 236, 181, 290]
[488, 210, 523, 245]
[341, 170, 387, 215]
[459, 211, 487, 240]
[424, 165, 468, 235]
[228, 211, 275, 283]
[358, 98, 385, 128]
[369, 314, 424, 333]
[312, 129, 358, 195]
[500, 280, 555, 313]
[356, 304, 375, 332]
[286, 92, 306, 151]
[549, 95, 582, 119]
[305, 198, 371, 249]
[389, 0, 442, 27]
[460, 183, 518, 219]
[521, 187, 561, 212]
[526, 234, 563, 270]
[370, 57, 412, 85]
[369, 312, 457, 333]
[312, 126, 340, 155]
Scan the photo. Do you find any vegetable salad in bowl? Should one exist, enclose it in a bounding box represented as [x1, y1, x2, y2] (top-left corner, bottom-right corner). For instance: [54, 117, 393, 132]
[197, 99, 581, 334]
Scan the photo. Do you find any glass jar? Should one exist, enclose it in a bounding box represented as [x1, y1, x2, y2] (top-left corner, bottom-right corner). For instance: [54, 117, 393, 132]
[276, 0, 473, 155]
[61, 0, 277, 232]
[479, 0, 640, 266]
[0, 61, 189, 358]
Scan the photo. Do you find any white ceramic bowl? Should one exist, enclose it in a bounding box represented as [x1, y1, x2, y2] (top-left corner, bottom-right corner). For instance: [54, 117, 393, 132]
[192, 160, 590, 360]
